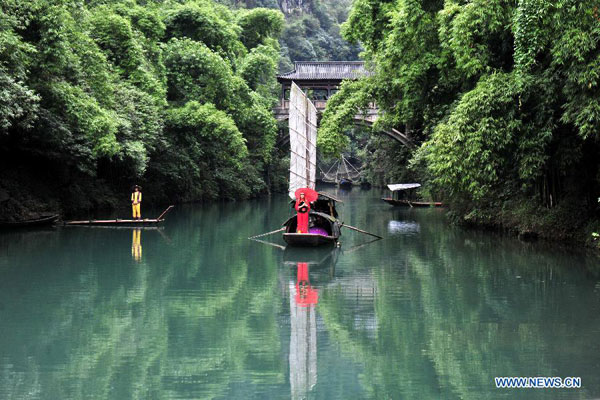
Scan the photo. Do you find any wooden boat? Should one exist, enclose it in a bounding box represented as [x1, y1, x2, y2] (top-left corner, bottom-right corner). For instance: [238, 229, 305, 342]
[283, 232, 336, 246]
[381, 198, 444, 207]
[0, 214, 59, 229]
[382, 183, 445, 208]
[64, 205, 174, 226]
[339, 178, 353, 189]
[283, 194, 342, 246]
[284, 83, 342, 247]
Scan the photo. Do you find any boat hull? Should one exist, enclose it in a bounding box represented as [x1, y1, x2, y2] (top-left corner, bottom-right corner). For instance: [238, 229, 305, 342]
[0, 214, 59, 229]
[283, 233, 338, 247]
[338, 179, 353, 189]
[382, 198, 444, 207]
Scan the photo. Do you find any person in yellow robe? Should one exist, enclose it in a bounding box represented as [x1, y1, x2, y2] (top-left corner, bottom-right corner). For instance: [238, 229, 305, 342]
[131, 185, 142, 220]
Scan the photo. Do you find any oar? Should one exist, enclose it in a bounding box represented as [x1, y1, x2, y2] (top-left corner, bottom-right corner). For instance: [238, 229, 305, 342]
[249, 238, 286, 250]
[342, 238, 382, 254]
[157, 205, 175, 221]
[341, 223, 383, 239]
[248, 227, 285, 240]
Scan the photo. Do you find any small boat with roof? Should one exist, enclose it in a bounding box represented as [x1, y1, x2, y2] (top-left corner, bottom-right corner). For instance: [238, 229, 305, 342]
[381, 183, 444, 207]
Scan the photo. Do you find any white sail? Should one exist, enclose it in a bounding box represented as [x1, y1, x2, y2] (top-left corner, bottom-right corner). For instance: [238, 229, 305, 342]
[288, 82, 318, 199]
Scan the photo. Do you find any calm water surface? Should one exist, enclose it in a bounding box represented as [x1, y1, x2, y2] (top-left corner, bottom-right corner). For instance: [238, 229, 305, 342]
[1, 188, 600, 399]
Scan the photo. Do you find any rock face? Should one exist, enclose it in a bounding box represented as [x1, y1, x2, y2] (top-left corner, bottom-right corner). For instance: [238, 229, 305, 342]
[278, 0, 311, 14]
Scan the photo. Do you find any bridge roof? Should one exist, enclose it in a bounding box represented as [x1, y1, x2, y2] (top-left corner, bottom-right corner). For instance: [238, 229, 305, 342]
[277, 61, 369, 81]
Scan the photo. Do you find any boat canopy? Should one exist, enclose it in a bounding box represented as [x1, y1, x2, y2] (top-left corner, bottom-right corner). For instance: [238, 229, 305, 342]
[387, 183, 421, 191]
[317, 192, 343, 203]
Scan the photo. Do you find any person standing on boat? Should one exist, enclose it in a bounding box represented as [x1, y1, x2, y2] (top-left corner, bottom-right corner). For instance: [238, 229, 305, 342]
[131, 185, 142, 220]
[295, 192, 310, 233]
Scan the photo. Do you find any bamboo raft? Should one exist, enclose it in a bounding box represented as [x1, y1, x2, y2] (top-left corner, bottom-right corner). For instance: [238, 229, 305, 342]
[64, 206, 174, 226]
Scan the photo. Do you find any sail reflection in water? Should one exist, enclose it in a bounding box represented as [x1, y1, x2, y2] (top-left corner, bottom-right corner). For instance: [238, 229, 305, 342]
[131, 228, 142, 261]
[289, 262, 318, 400]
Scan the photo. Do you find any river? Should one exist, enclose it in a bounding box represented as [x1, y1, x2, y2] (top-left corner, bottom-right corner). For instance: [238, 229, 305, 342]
[1, 188, 599, 399]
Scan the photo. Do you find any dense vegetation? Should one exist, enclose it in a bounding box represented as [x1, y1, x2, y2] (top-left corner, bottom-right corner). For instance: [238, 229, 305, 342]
[218, 0, 361, 71]
[319, 0, 600, 244]
[0, 0, 284, 219]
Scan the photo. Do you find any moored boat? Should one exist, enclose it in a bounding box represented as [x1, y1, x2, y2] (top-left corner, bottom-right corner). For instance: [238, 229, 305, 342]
[0, 214, 59, 229]
[381, 183, 445, 208]
[338, 178, 353, 189]
[381, 198, 444, 207]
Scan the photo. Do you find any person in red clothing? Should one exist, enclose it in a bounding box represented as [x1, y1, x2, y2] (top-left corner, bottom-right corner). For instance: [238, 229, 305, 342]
[295, 192, 310, 233]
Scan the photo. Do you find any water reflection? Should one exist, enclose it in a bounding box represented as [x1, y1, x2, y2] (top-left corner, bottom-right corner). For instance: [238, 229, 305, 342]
[289, 262, 318, 400]
[284, 246, 341, 400]
[0, 191, 599, 399]
[387, 220, 420, 235]
[131, 228, 142, 261]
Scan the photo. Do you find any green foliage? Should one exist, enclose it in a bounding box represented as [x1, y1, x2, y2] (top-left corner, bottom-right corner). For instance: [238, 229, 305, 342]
[164, 38, 234, 108]
[424, 72, 552, 201]
[0, 70, 39, 132]
[279, 11, 361, 69]
[47, 81, 120, 157]
[0, 8, 38, 132]
[325, 0, 600, 237]
[317, 79, 373, 158]
[88, 9, 143, 76]
[550, 0, 600, 141]
[150, 101, 249, 200]
[438, 0, 514, 79]
[0, 0, 284, 215]
[237, 8, 284, 49]
[164, 1, 243, 62]
[168, 101, 247, 164]
[239, 44, 280, 100]
[112, 83, 165, 176]
[341, 0, 395, 53]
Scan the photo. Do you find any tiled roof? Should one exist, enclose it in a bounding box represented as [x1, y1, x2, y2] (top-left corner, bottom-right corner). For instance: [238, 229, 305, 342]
[277, 61, 369, 81]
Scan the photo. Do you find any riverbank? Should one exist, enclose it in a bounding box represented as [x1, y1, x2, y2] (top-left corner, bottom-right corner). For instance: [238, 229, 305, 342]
[446, 196, 600, 252]
[0, 155, 288, 222]
[4, 171, 599, 254]
[0, 164, 119, 222]
[371, 181, 600, 251]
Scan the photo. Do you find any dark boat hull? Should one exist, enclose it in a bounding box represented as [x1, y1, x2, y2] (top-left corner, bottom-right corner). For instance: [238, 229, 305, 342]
[283, 233, 337, 247]
[382, 198, 444, 207]
[339, 179, 353, 189]
[0, 214, 59, 228]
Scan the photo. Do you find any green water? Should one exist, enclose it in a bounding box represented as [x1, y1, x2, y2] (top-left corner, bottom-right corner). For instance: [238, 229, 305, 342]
[1, 188, 600, 399]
